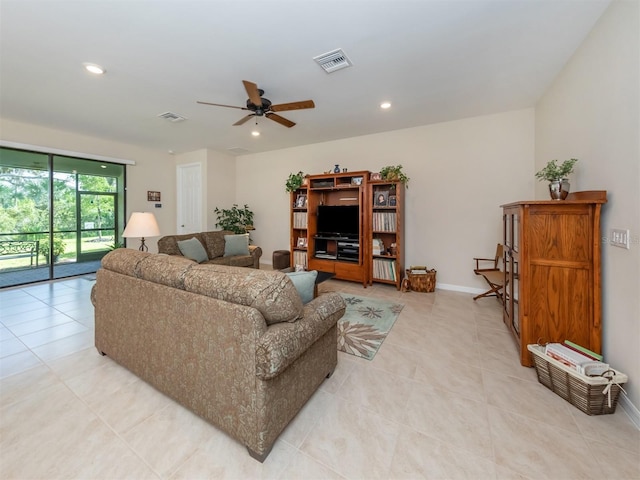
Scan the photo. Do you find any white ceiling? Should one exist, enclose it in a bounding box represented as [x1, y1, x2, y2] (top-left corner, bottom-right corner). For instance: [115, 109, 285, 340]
[0, 0, 610, 156]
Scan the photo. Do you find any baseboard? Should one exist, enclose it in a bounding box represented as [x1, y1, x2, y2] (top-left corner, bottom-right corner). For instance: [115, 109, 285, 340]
[619, 394, 640, 429]
[435, 283, 486, 295]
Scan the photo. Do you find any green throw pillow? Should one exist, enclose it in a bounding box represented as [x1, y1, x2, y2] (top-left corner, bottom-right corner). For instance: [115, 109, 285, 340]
[285, 270, 318, 304]
[224, 234, 250, 257]
[177, 237, 208, 263]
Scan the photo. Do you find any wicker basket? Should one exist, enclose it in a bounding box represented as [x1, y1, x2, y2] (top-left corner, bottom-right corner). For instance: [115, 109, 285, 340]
[527, 344, 627, 415]
[405, 267, 436, 293]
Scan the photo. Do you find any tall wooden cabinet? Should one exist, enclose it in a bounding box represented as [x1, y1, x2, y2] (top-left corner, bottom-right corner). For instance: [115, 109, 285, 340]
[501, 191, 607, 366]
[369, 180, 404, 289]
[288, 171, 405, 289]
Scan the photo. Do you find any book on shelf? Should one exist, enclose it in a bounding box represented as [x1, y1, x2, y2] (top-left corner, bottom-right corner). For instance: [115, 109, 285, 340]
[373, 257, 396, 281]
[544, 343, 608, 375]
[372, 238, 384, 255]
[293, 250, 307, 269]
[372, 211, 396, 232]
[293, 211, 308, 229]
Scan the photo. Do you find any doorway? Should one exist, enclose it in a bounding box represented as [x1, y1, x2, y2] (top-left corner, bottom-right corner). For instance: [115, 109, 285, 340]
[176, 162, 203, 234]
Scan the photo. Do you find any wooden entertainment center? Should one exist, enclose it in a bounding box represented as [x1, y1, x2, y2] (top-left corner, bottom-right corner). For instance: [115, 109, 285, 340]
[289, 170, 404, 289]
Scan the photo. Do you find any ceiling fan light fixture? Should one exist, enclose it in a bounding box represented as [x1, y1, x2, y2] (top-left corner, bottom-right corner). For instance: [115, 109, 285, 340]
[83, 62, 105, 75]
[251, 130, 260, 137]
[198, 79, 314, 128]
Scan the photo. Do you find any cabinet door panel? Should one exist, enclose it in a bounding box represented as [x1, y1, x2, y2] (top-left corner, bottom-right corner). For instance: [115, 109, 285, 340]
[530, 265, 591, 347]
[529, 213, 591, 262]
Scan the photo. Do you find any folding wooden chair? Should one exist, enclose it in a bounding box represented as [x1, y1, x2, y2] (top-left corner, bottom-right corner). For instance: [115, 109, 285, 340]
[473, 244, 505, 302]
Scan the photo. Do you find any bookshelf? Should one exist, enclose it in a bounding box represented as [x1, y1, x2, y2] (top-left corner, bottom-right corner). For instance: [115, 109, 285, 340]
[290, 187, 309, 270]
[369, 181, 404, 289]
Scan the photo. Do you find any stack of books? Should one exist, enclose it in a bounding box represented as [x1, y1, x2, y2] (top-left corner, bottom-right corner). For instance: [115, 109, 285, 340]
[293, 212, 307, 228]
[544, 341, 608, 376]
[372, 238, 384, 255]
[373, 258, 397, 281]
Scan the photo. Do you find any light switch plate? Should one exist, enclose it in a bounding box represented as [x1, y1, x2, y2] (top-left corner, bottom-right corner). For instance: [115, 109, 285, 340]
[610, 228, 630, 249]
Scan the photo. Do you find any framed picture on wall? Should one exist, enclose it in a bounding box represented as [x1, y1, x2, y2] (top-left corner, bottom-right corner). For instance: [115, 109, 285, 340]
[147, 191, 161, 202]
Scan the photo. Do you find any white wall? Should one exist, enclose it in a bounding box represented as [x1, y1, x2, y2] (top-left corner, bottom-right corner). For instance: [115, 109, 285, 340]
[236, 108, 535, 291]
[535, 0, 640, 414]
[204, 149, 236, 230]
[0, 118, 176, 253]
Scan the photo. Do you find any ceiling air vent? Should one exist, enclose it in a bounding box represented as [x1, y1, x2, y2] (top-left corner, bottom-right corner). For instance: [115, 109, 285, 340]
[157, 111, 186, 122]
[227, 147, 250, 155]
[313, 48, 352, 74]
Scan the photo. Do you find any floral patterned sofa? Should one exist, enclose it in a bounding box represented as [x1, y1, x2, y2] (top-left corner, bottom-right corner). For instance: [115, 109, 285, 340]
[157, 230, 262, 268]
[91, 248, 345, 462]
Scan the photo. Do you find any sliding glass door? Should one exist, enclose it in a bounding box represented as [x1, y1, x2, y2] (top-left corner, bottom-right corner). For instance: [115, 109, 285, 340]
[0, 147, 126, 287]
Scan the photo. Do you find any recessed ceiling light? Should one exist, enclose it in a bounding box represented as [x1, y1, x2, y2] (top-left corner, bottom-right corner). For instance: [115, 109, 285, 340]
[83, 63, 105, 75]
[251, 130, 260, 137]
[380, 102, 391, 109]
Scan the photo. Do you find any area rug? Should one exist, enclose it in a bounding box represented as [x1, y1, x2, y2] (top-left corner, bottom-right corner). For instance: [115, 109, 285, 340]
[338, 294, 404, 360]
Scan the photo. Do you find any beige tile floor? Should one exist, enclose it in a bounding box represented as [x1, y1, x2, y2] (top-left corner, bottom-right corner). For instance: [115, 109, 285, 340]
[1, 275, 639, 479]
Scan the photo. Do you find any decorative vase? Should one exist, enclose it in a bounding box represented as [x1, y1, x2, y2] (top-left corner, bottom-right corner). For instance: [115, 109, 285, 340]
[549, 180, 570, 200]
[333, 164, 340, 173]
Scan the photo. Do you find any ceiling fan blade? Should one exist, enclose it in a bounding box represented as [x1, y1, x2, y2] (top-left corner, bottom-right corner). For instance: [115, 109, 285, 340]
[242, 80, 263, 106]
[233, 114, 255, 126]
[270, 100, 315, 112]
[265, 112, 295, 128]
[197, 101, 248, 110]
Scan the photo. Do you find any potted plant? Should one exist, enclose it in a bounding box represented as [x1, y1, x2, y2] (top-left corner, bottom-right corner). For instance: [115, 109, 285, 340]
[214, 204, 255, 234]
[40, 236, 66, 263]
[285, 171, 307, 193]
[379, 165, 410, 188]
[535, 158, 578, 200]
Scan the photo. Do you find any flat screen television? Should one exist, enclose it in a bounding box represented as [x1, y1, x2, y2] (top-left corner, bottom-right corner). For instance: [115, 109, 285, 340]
[316, 205, 359, 238]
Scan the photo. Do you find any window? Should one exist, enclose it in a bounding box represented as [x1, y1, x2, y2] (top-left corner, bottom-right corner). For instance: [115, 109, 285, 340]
[0, 147, 126, 287]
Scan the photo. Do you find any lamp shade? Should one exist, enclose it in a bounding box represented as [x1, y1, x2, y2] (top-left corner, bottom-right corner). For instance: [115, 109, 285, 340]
[122, 212, 160, 238]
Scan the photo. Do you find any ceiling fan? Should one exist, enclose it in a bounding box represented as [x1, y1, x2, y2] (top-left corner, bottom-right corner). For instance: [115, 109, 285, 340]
[197, 80, 315, 128]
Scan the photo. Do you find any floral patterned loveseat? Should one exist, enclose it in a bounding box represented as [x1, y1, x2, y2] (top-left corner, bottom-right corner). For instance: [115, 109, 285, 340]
[91, 248, 345, 462]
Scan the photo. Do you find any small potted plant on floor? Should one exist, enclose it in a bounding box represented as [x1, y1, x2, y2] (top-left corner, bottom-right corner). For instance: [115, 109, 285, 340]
[535, 158, 578, 200]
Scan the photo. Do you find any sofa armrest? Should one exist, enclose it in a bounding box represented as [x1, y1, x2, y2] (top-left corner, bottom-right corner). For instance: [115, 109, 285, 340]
[255, 292, 345, 380]
[249, 245, 262, 269]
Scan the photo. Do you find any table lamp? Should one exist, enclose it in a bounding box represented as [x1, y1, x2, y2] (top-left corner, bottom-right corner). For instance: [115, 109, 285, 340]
[122, 212, 160, 251]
